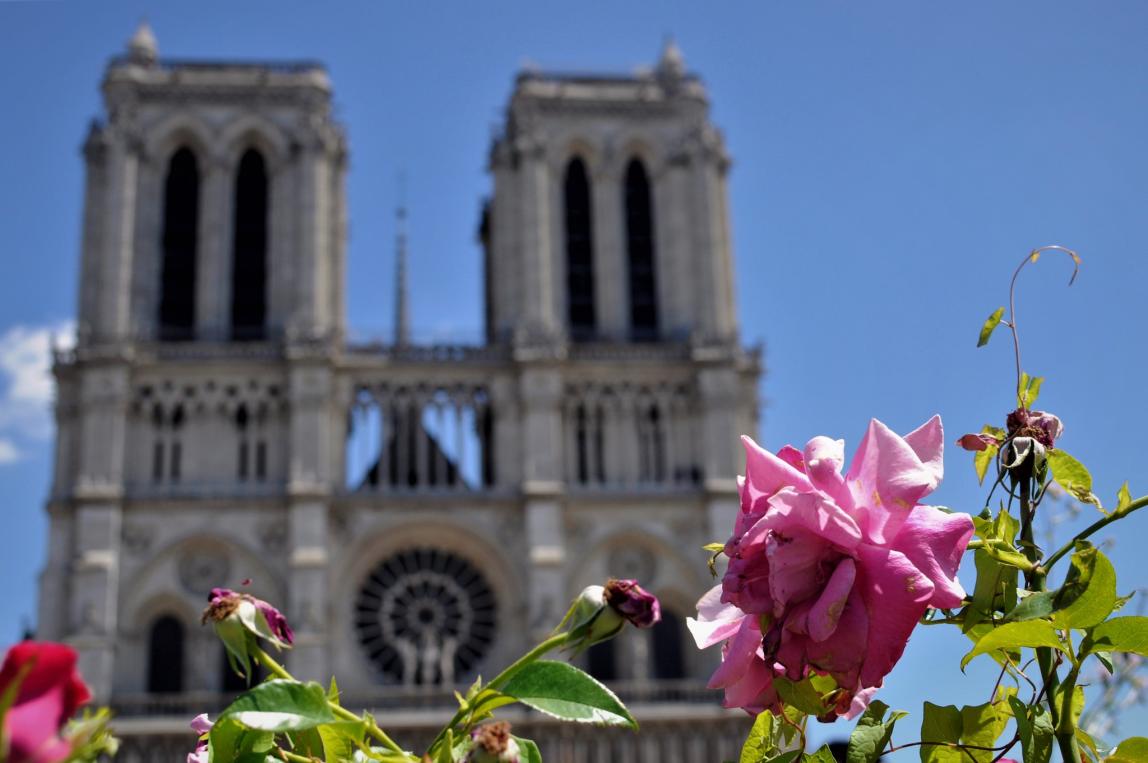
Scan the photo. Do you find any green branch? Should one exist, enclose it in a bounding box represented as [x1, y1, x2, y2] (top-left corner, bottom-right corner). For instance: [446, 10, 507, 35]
[1043, 495, 1148, 571]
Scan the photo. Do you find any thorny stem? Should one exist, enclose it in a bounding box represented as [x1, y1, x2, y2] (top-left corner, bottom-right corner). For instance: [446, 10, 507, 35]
[251, 644, 411, 759]
[1006, 245, 1080, 409]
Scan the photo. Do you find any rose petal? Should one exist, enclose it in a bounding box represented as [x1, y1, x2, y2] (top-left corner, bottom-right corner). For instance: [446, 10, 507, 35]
[890, 505, 974, 609]
[767, 488, 863, 551]
[807, 557, 857, 642]
[688, 585, 745, 649]
[855, 545, 935, 690]
[743, 435, 812, 498]
[803, 436, 849, 501]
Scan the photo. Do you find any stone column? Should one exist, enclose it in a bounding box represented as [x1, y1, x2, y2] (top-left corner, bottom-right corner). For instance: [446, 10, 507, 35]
[592, 166, 626, 339]
[95, 134, 139, 343]
[698, 366, 741, 541]
[519, 367, 566, 640]
[516, 141, 555, 340]
[198, 155, 232, 341]
[292, 141, 332, 339]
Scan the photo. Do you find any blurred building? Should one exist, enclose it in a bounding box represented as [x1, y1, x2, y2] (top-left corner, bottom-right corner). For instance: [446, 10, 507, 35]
[38, 24, 761, 761]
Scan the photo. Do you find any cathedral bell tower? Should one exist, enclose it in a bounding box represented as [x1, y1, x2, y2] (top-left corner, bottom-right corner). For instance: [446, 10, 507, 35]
[40, 24, 347, 698]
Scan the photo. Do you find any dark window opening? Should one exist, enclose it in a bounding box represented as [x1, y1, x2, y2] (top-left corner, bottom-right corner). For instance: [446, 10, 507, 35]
[587, 640, 617, 682]
[152, 441, 165, 483]
[159, 148, 199, 341]
[147, 616, 185, 693]
[255, 441, 267, 481]
[651, 610, 686, 680]
[575, 404, 589, 484]
[563, 158, 596, 340]
[625, 159, 658, 341]
[231, 149, 269, 341]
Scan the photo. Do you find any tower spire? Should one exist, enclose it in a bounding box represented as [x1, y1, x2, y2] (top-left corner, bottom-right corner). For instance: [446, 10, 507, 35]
[394, 174, 410, 347]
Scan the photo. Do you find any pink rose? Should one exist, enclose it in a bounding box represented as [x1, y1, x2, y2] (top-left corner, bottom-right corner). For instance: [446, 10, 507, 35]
[689, 416, 973, 719]
[0, 642, 92, 763]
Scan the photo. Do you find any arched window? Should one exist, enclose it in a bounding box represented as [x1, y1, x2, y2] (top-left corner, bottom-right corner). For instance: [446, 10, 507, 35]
[147, 615, 185, 693]
[625, 159, 658, 341]
[651, 609, 686, 680]
[231, 149, 269, 340]
[563, 158, 596, 340]
[159, 148, 199, 341]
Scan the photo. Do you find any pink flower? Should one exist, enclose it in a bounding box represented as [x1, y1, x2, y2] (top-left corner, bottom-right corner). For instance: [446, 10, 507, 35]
[0, 642, 92, 763]
[604, 579, 661, 629]
[202, 587, 294, 646]
[187, 713, 212, 763]
[689, 416, 973, 720]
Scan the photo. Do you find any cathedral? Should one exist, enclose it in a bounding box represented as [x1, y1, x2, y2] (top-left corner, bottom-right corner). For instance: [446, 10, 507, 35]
[37, 24, 762, 760]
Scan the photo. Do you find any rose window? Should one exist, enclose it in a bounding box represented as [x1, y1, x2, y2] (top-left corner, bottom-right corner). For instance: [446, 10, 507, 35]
[354, 548, 496, 686]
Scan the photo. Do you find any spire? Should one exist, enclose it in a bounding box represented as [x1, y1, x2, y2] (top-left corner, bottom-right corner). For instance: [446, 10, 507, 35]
[393, 176, 410, 347]
[127, 20, 158, 66]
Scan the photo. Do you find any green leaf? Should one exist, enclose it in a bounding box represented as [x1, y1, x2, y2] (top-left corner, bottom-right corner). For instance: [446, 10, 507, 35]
[327, 676, 340, 704]
[765, 753, 802, 763]
[846, 700, 904, 763]
[920, 703, 962, 763]
[1004, 591, 1056, 622]
[1008, 697, 1053, 763]
[960, 701, 1010, 763]
[977, 307, 1005, 347]
[1108, 737, 1148, 763]
[208, 718, 275, 763]
[1117, 482, 1133, 513]
[217, 679, 337, 732]
[1052, 542, 1118, 629]
[804, 746, 838, 763]
[961, 620, 1067, 669]
[499, 660, 637, 728]
[773, 674, 836, 717]
[1017, 373, 1044, 408]
[1087, 616, 1148, 657]
[703, 542, 725, 553]
[316, 720, 367, 762]
[514, 737, 543, 763]
[1077, 727, 1102, 763]
[739, 711, 777, 763]
[1047, 449, 1101, 507]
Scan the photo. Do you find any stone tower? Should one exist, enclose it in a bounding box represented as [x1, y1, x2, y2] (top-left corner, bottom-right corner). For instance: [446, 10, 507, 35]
[39, 30, 761, 758]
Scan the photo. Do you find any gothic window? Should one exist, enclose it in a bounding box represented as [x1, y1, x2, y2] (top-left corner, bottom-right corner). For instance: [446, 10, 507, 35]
[651, 609, 686, 680]
[563, 158, 596, 340]
[236, 404, 269, 483]
[159, 147, 199, 341]
[231, 149, 269, 341]
[151, 404, 165, 483]
[625, 159, 658, 341]
[354, 548, 496, 686]
[147, 615, 184, 693]
[587, 639, 617, 682]
[236, 406, 249, 480]
[575, 404, 589, 484]
[170, 405, 184, 482]
[639, 402, 665, 483]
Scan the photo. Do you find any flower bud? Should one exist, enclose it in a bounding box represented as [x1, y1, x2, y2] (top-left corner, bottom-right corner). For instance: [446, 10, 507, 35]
[604, 579, 661, 629]
[569, 585, 625, 645]
[187, 714, 212, 763]
[202, 588, 294, 647]
[465, 721, 520, 763]
[1006, 408, 1062, 450]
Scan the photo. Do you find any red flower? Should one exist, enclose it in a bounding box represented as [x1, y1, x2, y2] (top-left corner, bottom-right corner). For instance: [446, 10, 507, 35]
[0, 642, 92, 763]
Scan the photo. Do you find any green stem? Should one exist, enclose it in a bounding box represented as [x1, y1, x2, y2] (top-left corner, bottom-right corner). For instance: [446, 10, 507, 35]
[1044, 495, 1148, 571]
[276, 748, 315, 763]
[1019, 480, 1063, 732]
[1055, 663, 1082, 763]
[251, 644, 411, 760]
[427, 631, 575, 754]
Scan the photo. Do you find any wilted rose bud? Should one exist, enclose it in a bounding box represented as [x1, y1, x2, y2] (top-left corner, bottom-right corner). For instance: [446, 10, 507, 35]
[202, 588, 294, 646]
[604, 579, 661, 629]
[465, 721, 520, 763]
[1006, 408, 1063, 450]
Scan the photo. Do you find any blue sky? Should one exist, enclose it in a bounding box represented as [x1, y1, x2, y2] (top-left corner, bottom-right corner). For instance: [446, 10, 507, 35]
[1, 0, 1147, 745]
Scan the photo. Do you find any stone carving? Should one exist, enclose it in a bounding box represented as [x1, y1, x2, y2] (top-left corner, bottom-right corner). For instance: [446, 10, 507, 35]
[177, 547, 231, 595]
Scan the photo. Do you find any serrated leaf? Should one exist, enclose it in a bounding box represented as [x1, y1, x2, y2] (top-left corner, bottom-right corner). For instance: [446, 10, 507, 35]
[961, 620, 1067, 669]
[960, 701, 1010, 763]
[1047, 449, 1101, 507]
[316, 720, 367, 762]
[847, 700, 902, 763]
[1086, 617, 1148, 657]
[739, 710, 777, 763]
[208, 718, 275, 763]
[974, 445, 999, 485]
[499, 660, 636, 728]
[774, 674, 835, 716]
[217, 679, 337, 732]
[1108, 737, 1148, 763]
[1052, 543, 1117, 629]
[1004, 591, 1056, 622]
[978, 307, 1005, 347]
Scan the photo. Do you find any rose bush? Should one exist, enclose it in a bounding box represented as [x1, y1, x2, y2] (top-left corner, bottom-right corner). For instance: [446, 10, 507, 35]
[0, 641, 91, 763]
[690, 416, 974, 719]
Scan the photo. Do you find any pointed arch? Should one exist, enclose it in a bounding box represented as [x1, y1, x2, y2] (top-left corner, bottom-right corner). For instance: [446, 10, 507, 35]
[158, 147, 199, 341]
[231, 148, 269, 340]
[146, 615, 185, 693]
[624, 158, 658, 341]
[563, 157, 596, 340]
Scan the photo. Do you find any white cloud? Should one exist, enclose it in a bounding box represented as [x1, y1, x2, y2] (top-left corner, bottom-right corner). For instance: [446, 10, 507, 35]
[0, 321, 75, 459]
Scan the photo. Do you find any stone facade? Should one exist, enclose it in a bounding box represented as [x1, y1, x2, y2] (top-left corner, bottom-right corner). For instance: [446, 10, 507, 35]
[38, 26, 762, 758]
